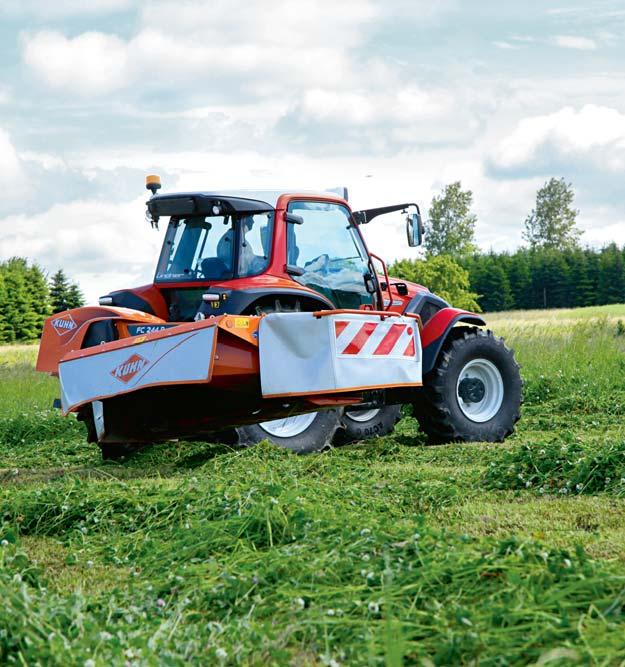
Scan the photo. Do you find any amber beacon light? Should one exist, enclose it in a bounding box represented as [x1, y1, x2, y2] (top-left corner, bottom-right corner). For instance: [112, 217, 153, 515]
[145, 174, 161, 195]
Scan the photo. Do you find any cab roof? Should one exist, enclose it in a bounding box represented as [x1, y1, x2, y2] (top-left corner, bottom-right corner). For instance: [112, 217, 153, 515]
[147, 188, 348, 218]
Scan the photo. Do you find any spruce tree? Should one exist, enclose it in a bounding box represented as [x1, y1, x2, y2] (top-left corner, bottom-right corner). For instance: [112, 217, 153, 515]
[66, 282, 86, 309]
[508, 250, 532, 310]
[475, 256, 512, 312]
[26, 263, 52, 334]
[598, 244, 625, 304]
[49, 269, 71, 313]
[0, 271, 7, 343]
[1, 259, 39, 341]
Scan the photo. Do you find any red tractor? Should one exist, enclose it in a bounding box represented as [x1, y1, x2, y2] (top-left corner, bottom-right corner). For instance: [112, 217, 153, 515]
[37, 179, 522, 456]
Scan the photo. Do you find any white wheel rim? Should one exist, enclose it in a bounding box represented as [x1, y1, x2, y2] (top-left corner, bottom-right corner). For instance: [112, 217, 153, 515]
[456, 358, 504, 423]
[259, 412, 317, 438]
[345, 408, 380, 423]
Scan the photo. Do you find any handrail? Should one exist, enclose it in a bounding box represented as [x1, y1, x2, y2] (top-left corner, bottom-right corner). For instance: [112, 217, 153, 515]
[369, 252, 392, 311]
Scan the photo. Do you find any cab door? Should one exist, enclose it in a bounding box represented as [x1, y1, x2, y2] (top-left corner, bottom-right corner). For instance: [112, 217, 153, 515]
[285, 200, 376, 309]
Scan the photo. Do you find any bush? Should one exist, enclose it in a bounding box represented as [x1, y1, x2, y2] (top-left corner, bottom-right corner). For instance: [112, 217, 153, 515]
[390, 255, 481, 311]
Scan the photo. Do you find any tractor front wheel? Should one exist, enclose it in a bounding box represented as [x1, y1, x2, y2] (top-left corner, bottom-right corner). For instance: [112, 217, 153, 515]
[413, 327, 522, 443]
[236, 409, 342, 454]
[337, 405, 402, 444]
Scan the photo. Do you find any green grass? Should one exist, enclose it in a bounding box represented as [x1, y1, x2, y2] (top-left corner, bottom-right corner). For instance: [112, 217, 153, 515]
[3, 311, 625, 665]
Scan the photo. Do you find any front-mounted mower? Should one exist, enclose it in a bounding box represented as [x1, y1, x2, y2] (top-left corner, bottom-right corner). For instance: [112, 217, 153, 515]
[37, 178, 522, 458]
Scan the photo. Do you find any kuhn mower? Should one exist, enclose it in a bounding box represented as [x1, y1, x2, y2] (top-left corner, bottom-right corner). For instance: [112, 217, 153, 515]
[37, 178, 522, 458]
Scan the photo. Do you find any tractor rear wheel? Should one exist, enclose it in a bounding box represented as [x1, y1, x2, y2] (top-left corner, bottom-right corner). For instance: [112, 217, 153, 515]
[413, 327, 522, 443]
[236, 409, 342, 454]
[337, 405, 402, 444]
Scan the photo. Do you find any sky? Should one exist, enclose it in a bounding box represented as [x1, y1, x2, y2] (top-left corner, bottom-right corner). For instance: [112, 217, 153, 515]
[1, 0, 625, 303]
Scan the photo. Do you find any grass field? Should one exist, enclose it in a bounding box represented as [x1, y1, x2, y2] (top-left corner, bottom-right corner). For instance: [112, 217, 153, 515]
[3, 304, 625, 665]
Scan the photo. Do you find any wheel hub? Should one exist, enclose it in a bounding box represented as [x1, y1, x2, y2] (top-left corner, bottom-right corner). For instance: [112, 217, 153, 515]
[455, 358, 504, 423]
[457, 377, 486, 403]
[259, 412, 317, 438]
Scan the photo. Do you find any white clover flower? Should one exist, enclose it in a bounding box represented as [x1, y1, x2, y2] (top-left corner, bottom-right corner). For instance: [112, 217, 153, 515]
[0, 540, 8, 547]
[326, 608, 335, 616]
[360, 528, 371, 536]
[215, 648, 227, 661]
[294, 597, 305, 609]
[84, 660, 96, 667]
[539, 449, 546, 455]
[157, 599, 166, 608]
[86, 560, 94, 569]
[413, 533, 421, 541]
[362, 554, 370, 561]
[99, 631, 113, 641]
[575, 484, 583, 492]
[525, 481, 532, 488]
[368, 601, 380, 614]
[563, 558, 572, 568]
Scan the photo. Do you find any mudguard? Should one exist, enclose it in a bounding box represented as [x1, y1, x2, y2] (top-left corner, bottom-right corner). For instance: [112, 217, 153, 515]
[420, 307, 486, 374]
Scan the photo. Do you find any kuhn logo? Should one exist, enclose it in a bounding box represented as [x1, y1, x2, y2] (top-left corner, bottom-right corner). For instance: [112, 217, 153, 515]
[110, 354, 149, 384]
[51, 314, 77, 336]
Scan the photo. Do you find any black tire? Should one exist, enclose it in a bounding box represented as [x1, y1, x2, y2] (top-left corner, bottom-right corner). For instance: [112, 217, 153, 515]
[236, 409, 342, 454]
[413, 327, 522, 443]
[337, 405, 402, 444]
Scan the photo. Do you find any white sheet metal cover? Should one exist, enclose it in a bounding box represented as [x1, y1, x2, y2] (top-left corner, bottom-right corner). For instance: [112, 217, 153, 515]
[59, 325, 216, 413]
[259, 312, 422, 397]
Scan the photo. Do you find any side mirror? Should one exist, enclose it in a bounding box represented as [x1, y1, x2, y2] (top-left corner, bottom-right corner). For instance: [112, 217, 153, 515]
[406, 210, 424, 247]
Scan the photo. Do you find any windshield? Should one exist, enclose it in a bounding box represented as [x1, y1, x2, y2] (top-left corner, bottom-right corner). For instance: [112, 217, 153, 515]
[155, 212, 274, 282]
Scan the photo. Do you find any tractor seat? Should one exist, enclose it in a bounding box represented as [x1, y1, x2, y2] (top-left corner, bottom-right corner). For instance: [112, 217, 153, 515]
[201, 257, 230, 279]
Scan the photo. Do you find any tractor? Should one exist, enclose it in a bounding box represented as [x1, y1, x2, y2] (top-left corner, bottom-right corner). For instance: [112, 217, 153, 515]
[37, 178, 522, 456]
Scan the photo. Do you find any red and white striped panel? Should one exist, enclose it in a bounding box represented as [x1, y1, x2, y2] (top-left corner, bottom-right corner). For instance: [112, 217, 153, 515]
[334, 318, 417, 359]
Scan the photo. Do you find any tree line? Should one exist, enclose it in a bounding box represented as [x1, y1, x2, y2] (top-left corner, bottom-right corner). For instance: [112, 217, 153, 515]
[393, 176, 621, 312]
[0, 261, 84, 342]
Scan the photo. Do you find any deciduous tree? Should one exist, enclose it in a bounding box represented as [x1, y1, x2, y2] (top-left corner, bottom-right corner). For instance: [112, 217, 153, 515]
[523, 178, 582, 251]
[424, 182, 478, 258]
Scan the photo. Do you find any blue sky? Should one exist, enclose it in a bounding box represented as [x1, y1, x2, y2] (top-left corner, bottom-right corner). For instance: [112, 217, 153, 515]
[1, 0, 624, 302]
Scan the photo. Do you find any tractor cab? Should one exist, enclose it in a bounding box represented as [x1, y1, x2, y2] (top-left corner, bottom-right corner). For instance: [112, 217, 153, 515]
[100, 180, 425, 322]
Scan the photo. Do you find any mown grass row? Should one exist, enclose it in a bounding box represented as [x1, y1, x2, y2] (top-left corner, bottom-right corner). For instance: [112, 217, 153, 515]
[3, 444, 625, 665]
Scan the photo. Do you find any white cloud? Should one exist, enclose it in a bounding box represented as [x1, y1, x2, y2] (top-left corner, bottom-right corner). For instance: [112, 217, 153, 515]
[553, 35, 597, 50]
[22, 31, 130, 95]
[0, 197, 164, 303]
[1, 0, 135, 17]
[0, 129, 22, 182]
[492, 105, 625, 171]
[21, 0, 379, 97]
[296, 86, 452, 126]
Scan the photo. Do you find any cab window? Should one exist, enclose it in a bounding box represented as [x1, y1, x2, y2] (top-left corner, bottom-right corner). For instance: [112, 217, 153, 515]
[286, 201, 373, 309]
